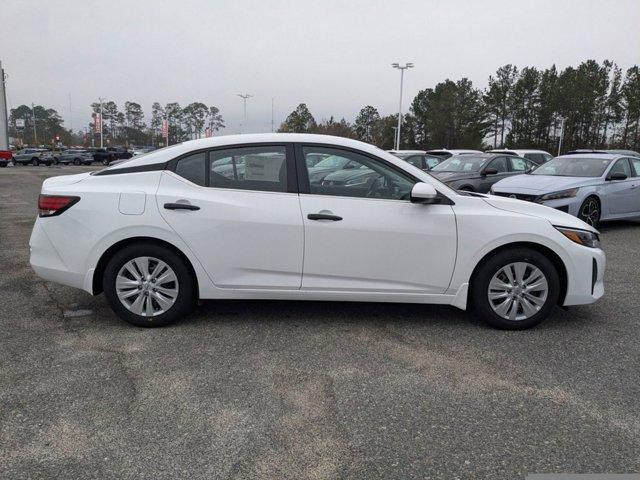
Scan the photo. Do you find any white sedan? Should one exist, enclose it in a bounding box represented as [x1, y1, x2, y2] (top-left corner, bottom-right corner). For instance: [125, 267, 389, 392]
[30, 134, 605, 329]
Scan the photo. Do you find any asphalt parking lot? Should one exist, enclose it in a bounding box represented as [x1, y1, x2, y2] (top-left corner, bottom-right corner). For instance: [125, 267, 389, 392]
[1, 165, 639, 479]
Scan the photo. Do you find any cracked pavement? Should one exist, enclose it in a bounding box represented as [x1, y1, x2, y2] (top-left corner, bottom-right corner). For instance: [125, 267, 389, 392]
[0, 166, 639, 479]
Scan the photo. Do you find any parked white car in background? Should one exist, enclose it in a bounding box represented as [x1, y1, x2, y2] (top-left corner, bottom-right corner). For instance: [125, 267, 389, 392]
[30, 134, 605, 329]
[488, 149, 553, 165]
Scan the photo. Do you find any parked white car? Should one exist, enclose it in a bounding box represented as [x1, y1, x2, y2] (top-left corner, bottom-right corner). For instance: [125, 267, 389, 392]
[30, 134, 605, 329]
[488, 149, 553, 165]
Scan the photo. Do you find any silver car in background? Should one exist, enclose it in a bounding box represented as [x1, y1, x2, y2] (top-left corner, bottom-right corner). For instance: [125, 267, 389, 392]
[491, 153, 640, 227]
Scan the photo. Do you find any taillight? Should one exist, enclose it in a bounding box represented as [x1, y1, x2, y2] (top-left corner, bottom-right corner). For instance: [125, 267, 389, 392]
[38, 194, 80, 217]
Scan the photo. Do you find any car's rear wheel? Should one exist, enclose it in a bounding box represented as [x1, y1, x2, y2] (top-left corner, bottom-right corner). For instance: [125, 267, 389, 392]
[31, 158, 39, 166]
[103, 243, 196, 327]
[471, 247, 560, 329]
[578, 196, 600, 228]
[73, 158, 81, 165]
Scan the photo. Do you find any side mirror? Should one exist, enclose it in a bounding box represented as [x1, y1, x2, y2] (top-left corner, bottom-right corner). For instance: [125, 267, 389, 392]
[410, 182, 439, 204]
[483, 168, 498, 176]
[607, 172, 627, 181]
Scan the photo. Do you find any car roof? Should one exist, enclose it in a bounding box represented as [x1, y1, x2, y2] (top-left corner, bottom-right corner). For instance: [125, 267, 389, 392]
[106, 134, 397, 171]
[488, 149, 550, 155]
[427, 149, 482, 154]
[557, 153, 621, 160]
[387, 149, 426, 154]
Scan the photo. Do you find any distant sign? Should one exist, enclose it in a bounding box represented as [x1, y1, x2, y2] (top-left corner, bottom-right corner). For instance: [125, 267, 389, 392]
[161, 119, 169, 138]
[205, 128, 213, 138]
[93, 113, 102, 133]
[15, 119, 25, 128]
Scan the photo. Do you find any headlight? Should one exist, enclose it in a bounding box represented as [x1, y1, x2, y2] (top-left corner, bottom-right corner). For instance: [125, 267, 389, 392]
[539, 188, 578, 202]
[555, 226, 601, 248]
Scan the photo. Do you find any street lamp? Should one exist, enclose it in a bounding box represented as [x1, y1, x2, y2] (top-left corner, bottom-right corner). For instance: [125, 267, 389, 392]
[237, 93, 253, 133]
[391, 62, 413, 150]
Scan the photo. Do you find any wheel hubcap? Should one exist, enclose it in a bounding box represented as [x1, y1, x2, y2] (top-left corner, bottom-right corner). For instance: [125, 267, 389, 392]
[581, 200, 599, 226]
[487, 262, 548, 321]
[116, 256, 179, 317]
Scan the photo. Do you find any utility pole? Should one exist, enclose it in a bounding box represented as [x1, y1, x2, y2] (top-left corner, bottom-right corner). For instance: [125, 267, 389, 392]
[271, 97, 274, 133]
[68, 93, 73, 134]
[236, 93, 252, 133]
[557, 117, 565, 156]
[0, 60, 9, 150]
[391, 62, 413, 150]
[31, 103, 38, 146]
[98, 97, 105, 148]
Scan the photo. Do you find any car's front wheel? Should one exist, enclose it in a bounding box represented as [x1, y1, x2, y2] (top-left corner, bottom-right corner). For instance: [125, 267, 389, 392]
[471, 247, 560, 329]
[103, 243, 196, 327]
[578, 196, 600, 228]
[31, 158, 39, 166]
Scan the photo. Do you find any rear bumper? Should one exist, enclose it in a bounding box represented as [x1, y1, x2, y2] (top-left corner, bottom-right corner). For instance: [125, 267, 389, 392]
[29, 218, 88, 292]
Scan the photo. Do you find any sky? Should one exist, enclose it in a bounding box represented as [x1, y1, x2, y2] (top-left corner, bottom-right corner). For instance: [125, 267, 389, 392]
[2, 0, 639, 134]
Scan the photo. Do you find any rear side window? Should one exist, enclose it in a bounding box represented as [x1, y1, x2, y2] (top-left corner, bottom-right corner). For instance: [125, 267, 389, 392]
[210, 146, 288, 193]
[175, 152, 206, 186]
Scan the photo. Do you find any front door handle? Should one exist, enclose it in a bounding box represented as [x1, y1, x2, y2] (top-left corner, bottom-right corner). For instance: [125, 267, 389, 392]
[308, 213, 342, 221]
[164, 202, 200, 211]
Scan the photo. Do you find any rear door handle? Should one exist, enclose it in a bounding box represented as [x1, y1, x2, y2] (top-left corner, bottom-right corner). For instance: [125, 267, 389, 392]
[164, 202, 200, 211]
[308, 213, 342, 221]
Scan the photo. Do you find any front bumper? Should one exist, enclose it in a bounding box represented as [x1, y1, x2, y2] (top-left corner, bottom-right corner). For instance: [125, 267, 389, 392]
[562, 244, 605, 306]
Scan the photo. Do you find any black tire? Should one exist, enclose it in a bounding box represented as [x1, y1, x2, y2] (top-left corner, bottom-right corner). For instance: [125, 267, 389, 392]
[578, 196, 600, 228]
[0, 162, 6, 168]
[470, 247, 560, 330]
[102, 158, 109, 165]
[103, 243, 196, 327]
[52, 157, 59, 165]
[31, 158, 39, 166]
[73, 158, 81, 165]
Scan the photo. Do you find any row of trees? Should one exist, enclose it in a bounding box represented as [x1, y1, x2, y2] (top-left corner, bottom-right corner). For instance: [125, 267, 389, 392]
[278, 60, 640, 153]
[8, 101, 226, 147]
[8, 59, 640, 152]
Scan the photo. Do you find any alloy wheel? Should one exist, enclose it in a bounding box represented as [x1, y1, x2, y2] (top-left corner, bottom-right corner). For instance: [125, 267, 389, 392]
[487, 262, 548, 321]
[116, 256, 179, 317]
[580, 199, 600, 227]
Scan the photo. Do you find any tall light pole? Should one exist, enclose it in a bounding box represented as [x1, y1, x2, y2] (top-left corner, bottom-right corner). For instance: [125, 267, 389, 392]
[98, 97, 105, 148]
[31, 103, 38, 145]
[237, 93, 252, 133]
[391, 62, 413, 150]
[0, 61, 9, 150]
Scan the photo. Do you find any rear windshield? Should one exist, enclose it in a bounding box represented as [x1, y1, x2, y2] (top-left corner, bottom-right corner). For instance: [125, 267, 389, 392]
[431, 155, 488, 172]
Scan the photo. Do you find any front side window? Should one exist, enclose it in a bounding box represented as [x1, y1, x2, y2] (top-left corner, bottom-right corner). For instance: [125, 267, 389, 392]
[629, 158, 640, 177]
[487, 157, 509, 173]
[303, 146, 415, 201]
[175, 152, 206, 186]
[509, 156, 529, 171]
[405, 155, 424, 168]
[609, 158, 631, 178]
[210, 146, 288, 192]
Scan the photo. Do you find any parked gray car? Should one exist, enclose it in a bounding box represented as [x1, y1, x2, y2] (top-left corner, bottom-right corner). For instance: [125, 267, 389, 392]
[388, 150, 444, 171]
[491, 153, 640, 227]
[54, 149, 95, 166]
[429, 153, 536, 193]
[13, 148, 52, 166]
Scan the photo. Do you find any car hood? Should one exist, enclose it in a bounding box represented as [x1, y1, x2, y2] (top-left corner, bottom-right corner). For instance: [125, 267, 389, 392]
[492, 174, 598, 192]
[430, 171, 478, 183]
[484, 195, 596, 232]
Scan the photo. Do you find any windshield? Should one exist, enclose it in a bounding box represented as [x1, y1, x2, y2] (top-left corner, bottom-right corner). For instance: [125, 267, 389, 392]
[431, 155, 488, 172]
[532, 157, 613, 177]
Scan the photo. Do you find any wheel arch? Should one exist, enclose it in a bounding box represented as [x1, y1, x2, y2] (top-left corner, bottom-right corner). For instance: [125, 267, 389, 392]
[92, 236, 200, 296]
[468, 241, 568, 306]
